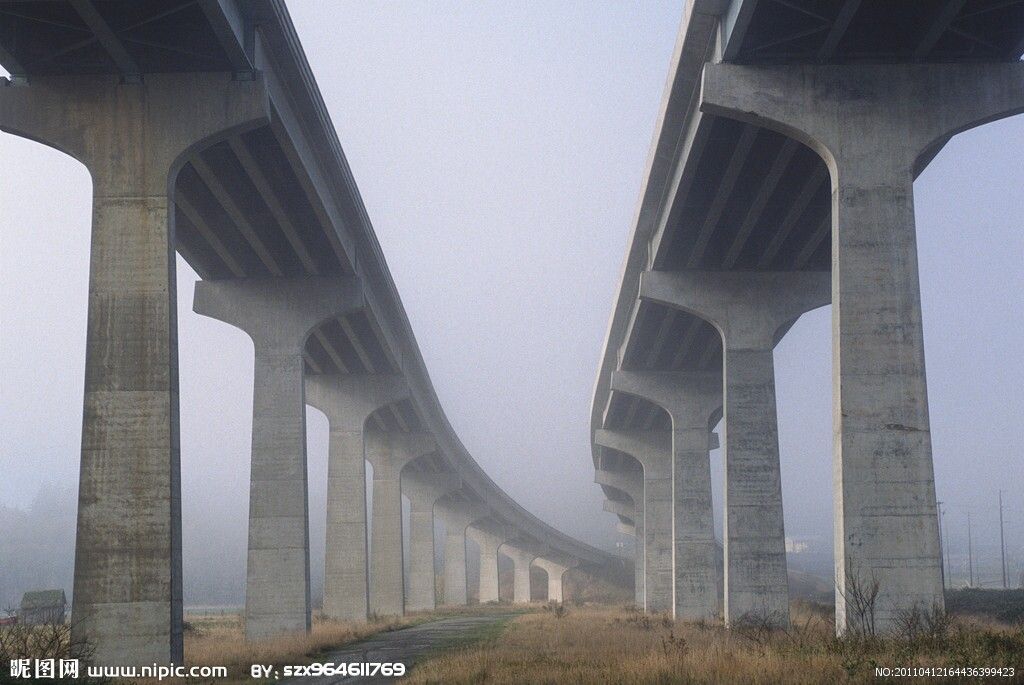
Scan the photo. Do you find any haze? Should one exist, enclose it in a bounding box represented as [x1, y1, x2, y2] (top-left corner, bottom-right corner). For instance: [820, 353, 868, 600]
[2, 1, 1022, 608]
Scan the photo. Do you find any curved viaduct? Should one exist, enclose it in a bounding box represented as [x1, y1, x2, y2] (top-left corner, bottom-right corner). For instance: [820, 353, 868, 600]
[0, 0, 620, 666]
[592, 0, 1024, 633]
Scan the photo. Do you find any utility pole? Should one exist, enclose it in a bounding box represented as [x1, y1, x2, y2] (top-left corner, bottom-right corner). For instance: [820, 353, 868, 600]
[937, 500, 948, 589]
[941, 501, 952, 587]
[968, 511, 974, 588]
[999, 490, 1008, 590]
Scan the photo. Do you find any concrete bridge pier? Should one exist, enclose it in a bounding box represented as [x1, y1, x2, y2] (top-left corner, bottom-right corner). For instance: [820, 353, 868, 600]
[610, 370, 722, 621]
[700, 61, 1024, 634]
[533, 557, 578, 603]
[435, 500, 489, 606]
[640, 270, 830, 627]
[305, 374, 409, 621]
[193, 276, 362, 640]
[596, 468, 645, 608]
[402, 471, 461, 612]
[595, 430, 672, 614]
[365, 430, 436, 616]
[467, 523, 512, 603]
[0, 74, 268, 665]
[501, 543, 539, 604]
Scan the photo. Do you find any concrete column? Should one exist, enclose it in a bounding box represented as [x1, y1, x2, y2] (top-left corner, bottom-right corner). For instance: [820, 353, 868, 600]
[611, 370, 721, 621]
[365, 430, 436, 616]
[640, 270, 829, 626]
[402, 471, 461, 612]
[501, 544, 539, 604]
[700, 61, 1024, 633]
[305, 374, 409, 620]
[596, 468, 644, 608]
[595, 430, 673, 614]
[436, 501, 488, 606]
[0, 74, 267, 665]
[467, 524, 511, 604]
[532, 557, 578, 603]
[194, 276, 362, 639]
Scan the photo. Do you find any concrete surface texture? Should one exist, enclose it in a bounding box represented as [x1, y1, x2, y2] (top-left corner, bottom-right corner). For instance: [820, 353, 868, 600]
[306, 374, 409, 621]
[699, 61, 1024, 632]
[0, 72, 267, 665]
[638, 270, 830, 626]
[610, 369, 721, 620]
[194, 275, 363, 640]
[403, 471, 461, 612]
[436, 500, 489, 606]
[595, 429, 673, 614]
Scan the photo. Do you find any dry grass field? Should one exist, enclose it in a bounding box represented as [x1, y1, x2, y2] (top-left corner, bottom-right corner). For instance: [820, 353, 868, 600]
[404, 602, 1024, 684]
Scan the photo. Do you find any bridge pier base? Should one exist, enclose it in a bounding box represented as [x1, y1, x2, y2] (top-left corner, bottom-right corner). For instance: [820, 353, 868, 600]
[595, 430, 673, 615]
[0, 74, 267, 665]
[305, 374, 408, 621]
[700, 61, 1024, 634]
[403, 472, 461, 612]
[193, 276, 361, 640]
[640, 270, 830, 627]
[365, 431, 435, 616]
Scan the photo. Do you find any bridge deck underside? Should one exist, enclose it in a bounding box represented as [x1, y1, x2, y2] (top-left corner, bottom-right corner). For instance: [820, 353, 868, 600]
[732, 0, 1024, 64]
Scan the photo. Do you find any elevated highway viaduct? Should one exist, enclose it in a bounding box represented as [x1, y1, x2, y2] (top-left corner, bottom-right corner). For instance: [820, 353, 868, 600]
[0, 0, 622, 666]
[592, 0, 1024, 632]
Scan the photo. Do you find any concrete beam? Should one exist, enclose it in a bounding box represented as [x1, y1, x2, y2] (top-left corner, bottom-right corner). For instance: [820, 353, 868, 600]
[0, 73, 268, 665]
[305, 373, 409, 621]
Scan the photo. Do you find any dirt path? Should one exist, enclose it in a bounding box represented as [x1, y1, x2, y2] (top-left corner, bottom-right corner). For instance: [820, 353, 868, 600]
[285, 613, 515, 684]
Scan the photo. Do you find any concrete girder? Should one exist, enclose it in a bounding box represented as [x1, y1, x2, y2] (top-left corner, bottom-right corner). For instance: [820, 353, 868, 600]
[700, 60, 1024, 634]
[0, 73, 269, 665]
[304, 373, 409, 621]
[603, 499, 634, 519]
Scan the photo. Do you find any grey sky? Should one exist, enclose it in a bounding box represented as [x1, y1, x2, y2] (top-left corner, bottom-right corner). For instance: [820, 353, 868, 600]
[2, 1, 1022, 601]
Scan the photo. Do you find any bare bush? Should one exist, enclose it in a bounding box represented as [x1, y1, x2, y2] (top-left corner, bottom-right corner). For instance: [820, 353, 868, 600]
[837, 570, 880, 638]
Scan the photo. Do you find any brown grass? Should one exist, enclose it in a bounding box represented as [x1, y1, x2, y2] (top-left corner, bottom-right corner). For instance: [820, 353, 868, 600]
[403, 603, 1024, 684]
[128, 611, 424, 684]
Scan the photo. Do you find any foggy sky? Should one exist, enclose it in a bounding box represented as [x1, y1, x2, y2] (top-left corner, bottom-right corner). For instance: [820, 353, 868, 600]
[2, 1, 1023, 606]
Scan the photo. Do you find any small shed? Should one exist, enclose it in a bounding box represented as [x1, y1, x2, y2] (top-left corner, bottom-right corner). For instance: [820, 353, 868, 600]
[19, 590, 66, 625]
